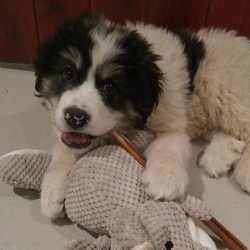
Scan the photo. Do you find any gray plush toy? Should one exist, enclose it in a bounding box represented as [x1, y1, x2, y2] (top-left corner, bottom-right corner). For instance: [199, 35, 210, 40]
[0, 130, 215, 250]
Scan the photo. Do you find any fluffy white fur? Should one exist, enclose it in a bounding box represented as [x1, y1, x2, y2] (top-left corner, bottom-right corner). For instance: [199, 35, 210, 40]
[129, 23, 192, 201]
[187, 29, 250, 192]
[41, 142, 80, 218]
[40, 23, 250, 219]
[142, 133, 190, 201]
[199, 132, 246, 177]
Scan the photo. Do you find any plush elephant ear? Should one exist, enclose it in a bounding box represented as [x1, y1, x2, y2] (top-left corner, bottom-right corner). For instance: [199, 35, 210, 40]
[0, 149, 51, 191]
[177, 194, 213, 221]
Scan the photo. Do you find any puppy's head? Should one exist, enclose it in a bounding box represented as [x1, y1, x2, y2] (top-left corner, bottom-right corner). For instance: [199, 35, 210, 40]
[34, 13, 163, 152]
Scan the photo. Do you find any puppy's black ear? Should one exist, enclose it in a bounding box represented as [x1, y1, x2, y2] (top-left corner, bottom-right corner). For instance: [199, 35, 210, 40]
[35, 75, 43, 93]
[136, 51, 163, 123]
[33, 35, 58, 96]
[34, 11, 102, 97]
[122, 31, 163, 123]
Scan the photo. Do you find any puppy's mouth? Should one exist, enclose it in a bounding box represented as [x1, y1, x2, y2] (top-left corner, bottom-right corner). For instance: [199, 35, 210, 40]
[61, 132, 94, 149]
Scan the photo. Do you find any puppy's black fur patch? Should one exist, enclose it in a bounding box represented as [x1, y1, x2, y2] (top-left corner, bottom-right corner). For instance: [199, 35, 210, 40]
[34, 13, 163, 126]
[119, 30, 163, 123]
[168, 28, 206, 92]
[34, 13, 99, 97]
[95, 29, 163, 124]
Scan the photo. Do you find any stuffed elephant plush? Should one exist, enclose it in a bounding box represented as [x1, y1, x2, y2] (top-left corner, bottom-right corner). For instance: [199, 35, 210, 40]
[0, 130, 216, 250]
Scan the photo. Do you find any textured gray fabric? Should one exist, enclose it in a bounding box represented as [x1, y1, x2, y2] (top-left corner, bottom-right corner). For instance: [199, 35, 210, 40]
[107, 207, 151, 248]
[64, 236, 111, 250]
[65, 144, 149, 235]
[0, 129, 213, 250]
[129, 130, 156, 152]
[139, 200, 190, 250]
[0, 150, 50, 191]
[178, 194, 213, 221]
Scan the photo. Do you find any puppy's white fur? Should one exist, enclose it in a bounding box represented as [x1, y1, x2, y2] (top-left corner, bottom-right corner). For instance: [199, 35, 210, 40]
[41, 142, 80, 219]
[129, 24, 192, 201]
[40, 23, 250, 218]
[199, 132, 246, 177]
[142, 133, 190, 201]
[187, 29, 250, 192]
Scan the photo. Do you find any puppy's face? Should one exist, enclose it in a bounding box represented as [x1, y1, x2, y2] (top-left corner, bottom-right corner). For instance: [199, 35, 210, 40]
[34, 14, 162, 153]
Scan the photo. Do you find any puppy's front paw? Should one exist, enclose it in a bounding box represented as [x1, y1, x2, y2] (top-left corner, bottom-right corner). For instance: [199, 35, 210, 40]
[199, 138, 246, 178]
[141, 163, 188, 201]
[234, 161, 250, 193]
[41, 173, 67, 219]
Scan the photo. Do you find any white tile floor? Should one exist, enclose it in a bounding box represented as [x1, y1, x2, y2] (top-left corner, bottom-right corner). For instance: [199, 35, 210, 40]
[0, 67, 249, 250]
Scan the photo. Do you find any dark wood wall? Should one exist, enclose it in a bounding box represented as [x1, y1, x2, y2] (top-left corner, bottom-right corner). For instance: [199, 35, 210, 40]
[0, 0, 249, 64]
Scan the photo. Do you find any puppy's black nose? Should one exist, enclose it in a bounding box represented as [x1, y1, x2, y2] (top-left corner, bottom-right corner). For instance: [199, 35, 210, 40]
[64, 107, 89, 129]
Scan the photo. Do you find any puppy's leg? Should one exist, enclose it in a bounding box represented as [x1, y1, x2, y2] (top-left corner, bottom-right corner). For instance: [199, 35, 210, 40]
[199, 132, 246, 177]
[141, 133, 190, 201]
[41, 143, 79, 219]
[234, 143, 250, 193]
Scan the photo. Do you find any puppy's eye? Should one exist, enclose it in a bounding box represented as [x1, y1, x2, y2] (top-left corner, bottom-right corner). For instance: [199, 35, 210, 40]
[104, 81, 117, 94]
[63, 68, 75, 80]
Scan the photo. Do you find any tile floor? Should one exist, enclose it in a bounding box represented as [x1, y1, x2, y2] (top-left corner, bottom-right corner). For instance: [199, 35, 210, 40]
[0, 67, 249, 250]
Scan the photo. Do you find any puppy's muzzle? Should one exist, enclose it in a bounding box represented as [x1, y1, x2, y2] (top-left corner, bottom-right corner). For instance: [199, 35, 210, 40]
[64, 107, 89, 129]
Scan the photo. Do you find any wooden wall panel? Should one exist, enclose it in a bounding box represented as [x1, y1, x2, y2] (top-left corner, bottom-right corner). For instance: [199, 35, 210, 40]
[1, 0, 250, 64]
[206, 0, 250, 38]
[91, 0, 147, 23]
[0, 0, 38, 63]
[147, 0, 210, 31]
[35, 0, 91, 41]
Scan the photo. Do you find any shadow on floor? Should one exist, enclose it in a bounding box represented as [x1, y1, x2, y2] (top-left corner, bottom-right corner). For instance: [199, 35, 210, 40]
[14, 187, 40, 200]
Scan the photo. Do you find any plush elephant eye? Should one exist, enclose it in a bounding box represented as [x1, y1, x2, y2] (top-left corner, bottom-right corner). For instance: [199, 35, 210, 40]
[63, 68, 75, 80]
[103, 81, 117, 94]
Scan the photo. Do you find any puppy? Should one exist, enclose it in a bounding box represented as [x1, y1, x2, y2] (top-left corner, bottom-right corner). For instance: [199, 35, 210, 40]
[34, 13, 250, 219]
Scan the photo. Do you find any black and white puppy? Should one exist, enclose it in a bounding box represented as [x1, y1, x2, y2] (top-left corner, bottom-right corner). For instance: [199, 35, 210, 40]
[35, 13, 250, 219]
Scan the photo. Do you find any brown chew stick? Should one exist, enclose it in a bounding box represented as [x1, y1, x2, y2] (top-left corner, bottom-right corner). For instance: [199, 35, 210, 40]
[110, 130, 147, 167]
[202, 218, 248, 250]
[110, 130, 248, 250]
